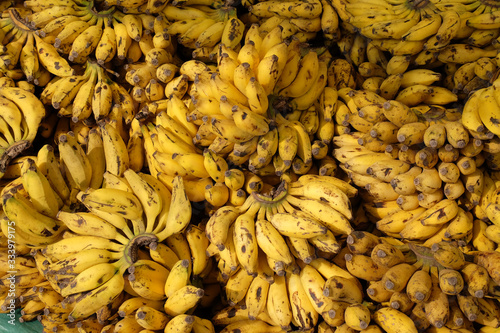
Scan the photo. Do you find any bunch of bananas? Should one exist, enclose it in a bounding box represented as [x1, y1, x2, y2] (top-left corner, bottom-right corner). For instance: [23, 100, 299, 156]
[14, 168, 200, 327]
[0, 237, 48, 317]
[163, 3, 245, 58]
[40, 60, 137, 123]
[244, 0, 327, 43]
[0, 84, 46, 180]
[341, 236, 500, 331]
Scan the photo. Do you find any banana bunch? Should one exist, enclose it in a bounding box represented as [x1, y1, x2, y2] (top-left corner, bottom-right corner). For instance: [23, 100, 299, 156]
[461, 76, 500, 141]
[163, 3, 244, 55]
[212, 253, 371, 332]
[0, 240, 47, 314]
[177, 36, 331, 175]
[0, 7, 76, 83]
[0, 84, 46, 179]
[26, 170, 198, 324]
[246, 0, 323, 42]
[39, 60, 137, 123]
[442, 56, 497, 100]
[342, 237, 500, 330]
[137, 107, 219, 203]
[205, 174, 356, 286]
[104, 0, 172, 14]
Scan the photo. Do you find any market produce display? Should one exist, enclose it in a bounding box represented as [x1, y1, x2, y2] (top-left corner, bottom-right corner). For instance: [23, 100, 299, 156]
[0, 0, 500, 332]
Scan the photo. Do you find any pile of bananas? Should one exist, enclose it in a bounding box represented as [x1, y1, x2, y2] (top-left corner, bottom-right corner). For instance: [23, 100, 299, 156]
[2, 0, 500, 331]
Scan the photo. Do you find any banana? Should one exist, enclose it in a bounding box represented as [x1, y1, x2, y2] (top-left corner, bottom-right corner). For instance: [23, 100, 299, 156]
[437, 44, 497, 64]
[127, 259, 169, 301]
[296, 174, 358, 198]
[20, 157, 61, 218]
[381, 262, 419, 292]
[68, 268, 125, 321]
[279, 50, 319, 98]
[255, 217, 294, 265]
[370, 242, 405, 268]
[68, 18, 103, 63]
[457, 294, 480, 322]
[466, 10, 500, 29]
[373, 306, 418, 333]
[287, 271, 319, 330]
[478, 86, 500, 136]
[345, 253, 389, 281]
[123, 169, 162, 233]
[134, 305, 170, 330]
[185, 224, 209, 276]
[233, 104, 271, 138]
[33, 34, 74, 77]
[163, 284, 204, 316]
[233, 212, 259, 276]
[206, 205, 241, 251]
[423, 266, 450, 328]
[242, 273, 270, 320]
[269, 212, 327, 238]
[99, 120, 130, 177]
[265, 273, 292, 329]
[402, 14, 441, 41]
[154, 176, 191, 241]
[117, 297, 164, 318]
[0, 86, 46, 143]
[164, 314, 196, 333]
[406, 267, 432, 303]
[474, 251, 500, 285]
[287, 181, 352, 219]
[285, 195, 353, 235]
[323, 274, 363, 304]
[344, 303, 371, 330]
